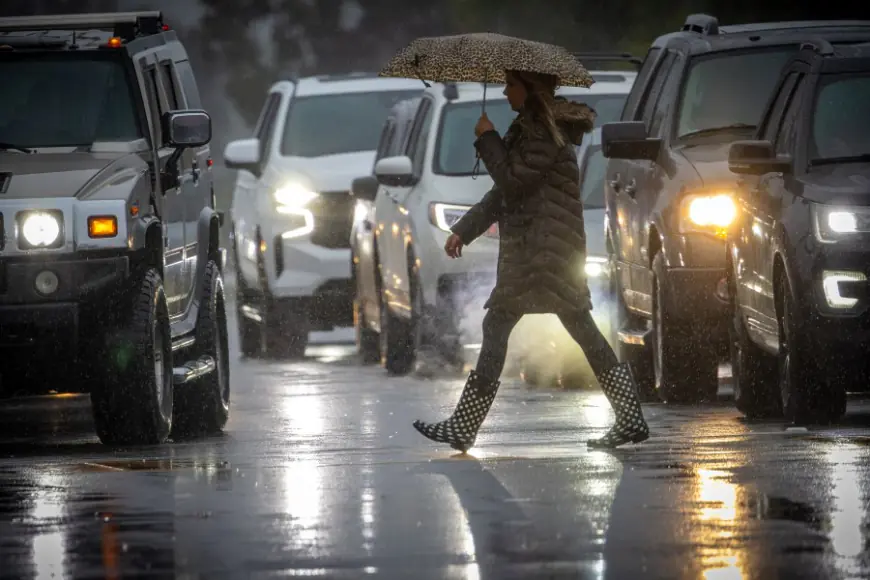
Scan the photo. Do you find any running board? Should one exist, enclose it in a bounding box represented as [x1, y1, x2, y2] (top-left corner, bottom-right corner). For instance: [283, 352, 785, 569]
[617, 328, 650, 347]
[173, 355, 216, 385]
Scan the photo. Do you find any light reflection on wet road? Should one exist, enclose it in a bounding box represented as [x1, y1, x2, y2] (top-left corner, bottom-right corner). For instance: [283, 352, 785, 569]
[0, 316, 868, 578]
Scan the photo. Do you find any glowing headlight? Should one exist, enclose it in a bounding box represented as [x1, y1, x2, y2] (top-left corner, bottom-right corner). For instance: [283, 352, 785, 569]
[679, 193, 736, 237]
[274, 183, 318, 212]
[813, 204, 870, 243]
[429, 202, 471, 232]
[20, 211, 62, 248]
[585, 256, 609, 278]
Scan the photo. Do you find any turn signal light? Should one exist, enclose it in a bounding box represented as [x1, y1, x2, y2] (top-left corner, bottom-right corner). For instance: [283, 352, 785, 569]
[107, 37, 123, 48]
[88, 216, 118, 238]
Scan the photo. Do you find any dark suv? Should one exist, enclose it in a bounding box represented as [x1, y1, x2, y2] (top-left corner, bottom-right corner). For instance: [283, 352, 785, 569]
[726, 40, 870, 424]
[0, 12, 229, 446]
[600, 14, 870, 403]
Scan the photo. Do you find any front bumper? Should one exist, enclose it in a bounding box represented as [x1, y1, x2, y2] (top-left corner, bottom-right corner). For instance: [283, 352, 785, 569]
[0, 254, 129, 349]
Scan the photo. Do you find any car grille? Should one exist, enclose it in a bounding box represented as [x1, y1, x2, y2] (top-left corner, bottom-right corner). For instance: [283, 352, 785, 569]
[309, 190, 353, 249]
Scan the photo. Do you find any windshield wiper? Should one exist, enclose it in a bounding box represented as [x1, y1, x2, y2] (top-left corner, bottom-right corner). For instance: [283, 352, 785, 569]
[678, 123, 756, 141]
[0, 142, 34, 154]
[810, 153, 870, 166]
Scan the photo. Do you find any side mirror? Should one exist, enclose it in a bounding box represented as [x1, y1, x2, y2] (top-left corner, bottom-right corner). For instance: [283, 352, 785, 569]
[223, 138, 261, 175]
[374, 155, 415, 187]
[728, 140, 792, 175]
[162, 110, 211, 148]
[351, 175, 379, 202]
[601, 121, 662, 161]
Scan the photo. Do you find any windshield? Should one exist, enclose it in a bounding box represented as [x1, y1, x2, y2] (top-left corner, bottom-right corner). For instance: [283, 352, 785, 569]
[579, 145, 606, 209]
[280, 90, 420, 157]
[811, 73, 870, 162]
[434, 93, 627, 176]
[0, 54, 141, 148]
[676, 48, 794, 140]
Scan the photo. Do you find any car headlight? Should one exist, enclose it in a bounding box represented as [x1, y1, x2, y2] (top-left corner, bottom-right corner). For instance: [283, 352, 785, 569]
[274, 183, 318, 212]
[821, 270, 867, 309]
[429, 202, 471, 232]
[584, 256, 609, 278]
[812, 204, 870, 243]
[679, 193, 736, 238]
[18, 210, 63, 249]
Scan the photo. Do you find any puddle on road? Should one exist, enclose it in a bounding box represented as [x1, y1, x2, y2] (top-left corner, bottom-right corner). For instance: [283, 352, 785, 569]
[74, 458, 231, 473]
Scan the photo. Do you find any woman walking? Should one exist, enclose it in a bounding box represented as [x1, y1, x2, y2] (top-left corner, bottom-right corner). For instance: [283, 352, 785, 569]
[412, 69, 650, 451]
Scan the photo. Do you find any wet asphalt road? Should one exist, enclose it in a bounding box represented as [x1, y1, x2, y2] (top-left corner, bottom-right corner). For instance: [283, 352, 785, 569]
[1, 312, 870, 579]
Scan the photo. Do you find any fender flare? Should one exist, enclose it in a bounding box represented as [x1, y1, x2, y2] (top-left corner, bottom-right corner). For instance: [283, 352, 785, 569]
[191, 207, 223, 310]
[131, 215, 165, 273]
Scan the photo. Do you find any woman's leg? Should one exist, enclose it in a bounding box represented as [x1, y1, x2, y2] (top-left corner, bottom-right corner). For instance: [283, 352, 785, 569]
[412, 309, 521, 452]
[558, 310, 649, 448]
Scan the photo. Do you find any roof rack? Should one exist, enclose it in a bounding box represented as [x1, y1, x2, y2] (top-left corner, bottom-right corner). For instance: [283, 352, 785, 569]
[572, 52, 644, 69]
[800, 37, 835, 55]
[0, 11, 165, 40]
[682, 14, 720, 35]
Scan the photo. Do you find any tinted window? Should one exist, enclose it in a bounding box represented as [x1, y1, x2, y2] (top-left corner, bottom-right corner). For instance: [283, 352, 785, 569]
[159, 62, 180, 110]
[621, 47, 662, 120]
[0, 54, 141, 148]
[176, 62, 202, 108]
[811, 74, 870, 161]
[579, 145, 606, 209]
[280, 90, 421, 157]
[435, 93, 627, 176]
[676, 48, 794, 139]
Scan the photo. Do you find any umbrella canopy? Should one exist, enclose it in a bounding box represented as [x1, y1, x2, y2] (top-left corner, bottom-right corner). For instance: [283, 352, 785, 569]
[379, 32, 594, 88]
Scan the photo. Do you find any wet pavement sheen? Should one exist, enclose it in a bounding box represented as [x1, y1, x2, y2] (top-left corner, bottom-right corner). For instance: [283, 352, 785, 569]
[1, 319, 869, 579]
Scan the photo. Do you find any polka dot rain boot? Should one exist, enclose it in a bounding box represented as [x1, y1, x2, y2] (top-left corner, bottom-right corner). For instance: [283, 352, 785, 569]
[587, 362, 650, 449]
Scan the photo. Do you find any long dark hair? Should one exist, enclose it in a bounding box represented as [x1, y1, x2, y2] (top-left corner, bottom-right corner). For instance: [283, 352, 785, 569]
[511, 70, 565, 148]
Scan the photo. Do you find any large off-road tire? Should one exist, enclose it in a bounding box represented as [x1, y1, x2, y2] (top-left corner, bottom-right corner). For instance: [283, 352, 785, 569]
[777, 275, 846, 425]
[91, 269, 173, 446]
[235, 267, 262, 358]
[172, 261, 231, 438]
[729, 288, 780, 419]
[380, 268, 421, 376]
[651, 252, 719, 404]
[353, 255, 381, 364]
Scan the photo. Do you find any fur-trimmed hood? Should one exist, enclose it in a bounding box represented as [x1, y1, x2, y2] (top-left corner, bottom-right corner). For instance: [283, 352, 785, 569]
[550, 97, 596, 145]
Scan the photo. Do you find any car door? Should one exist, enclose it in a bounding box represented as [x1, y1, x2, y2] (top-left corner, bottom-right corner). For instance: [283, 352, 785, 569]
[377, 98, 433, 308]
[359, 116, 398, 324]
[159, 57, 207, 315]
[234, 92, 282, 286]
[755, 73, 808, 326]
[139, 56, 185, 318]
[634, 51, 684, 303]
[734, 71, 801, 327]
[605, 47, 664, 303]
[620, 50, 677, 307]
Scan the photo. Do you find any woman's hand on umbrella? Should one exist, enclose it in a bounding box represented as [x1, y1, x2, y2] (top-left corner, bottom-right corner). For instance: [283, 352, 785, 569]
[445, 233, 464, 258]
[474, 113, 495, 138]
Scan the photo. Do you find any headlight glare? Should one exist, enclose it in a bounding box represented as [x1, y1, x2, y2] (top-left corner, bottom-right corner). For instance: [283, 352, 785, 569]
[821, 270, 867, 309]
[429, 202, 471, 232]
[274, 183, 318, 211]
[19, 211, 63, 248]
[813, 204, 870, 243]
[584, 256, 609, 278]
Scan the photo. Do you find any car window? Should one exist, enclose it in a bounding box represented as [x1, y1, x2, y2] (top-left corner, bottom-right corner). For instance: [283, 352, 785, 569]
[433, 93, 628, 176]
[375, 119, 396, 162]
[775, 76, 807, 156]
[255, 93, 281, 162]
[579, 145, 606, 209]
[649, 53, 684, 138]
[811, 73, 870, 161]
[158, 61, 180, 110]
[0, 53, 143, 148]
[638, 51, 677, 132]
[761, 72, 800, 142]
[676, 47, 794, 139]
[176, 61, 202, 108]
[407, 100, 434, 175]
[280, 90, 420, 157]
[621, 47, 662, 120]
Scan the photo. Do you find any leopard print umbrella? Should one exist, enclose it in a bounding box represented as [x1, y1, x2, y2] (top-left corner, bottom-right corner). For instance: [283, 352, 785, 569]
[379, 32, 594, 87]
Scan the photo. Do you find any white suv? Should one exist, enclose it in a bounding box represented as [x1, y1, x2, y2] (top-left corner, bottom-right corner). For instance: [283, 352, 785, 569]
[351, 71, 636, 374]
[223, 74, 423, 357]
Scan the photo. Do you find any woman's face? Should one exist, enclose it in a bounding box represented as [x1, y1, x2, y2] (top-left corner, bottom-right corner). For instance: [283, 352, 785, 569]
[503, 71, 527, 112]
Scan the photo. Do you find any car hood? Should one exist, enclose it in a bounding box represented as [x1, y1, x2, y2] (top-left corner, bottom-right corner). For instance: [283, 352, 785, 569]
[270, 151, 376, 193]
[0, 152, 142, 199]
[677, 143, 739, 188]
[584, 208, 606, 258]
[799, 163, 870, 206]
